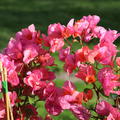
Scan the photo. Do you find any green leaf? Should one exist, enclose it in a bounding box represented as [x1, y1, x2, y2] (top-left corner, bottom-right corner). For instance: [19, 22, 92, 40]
[110, 93, 118, 100]
[28, 96, 35, 104]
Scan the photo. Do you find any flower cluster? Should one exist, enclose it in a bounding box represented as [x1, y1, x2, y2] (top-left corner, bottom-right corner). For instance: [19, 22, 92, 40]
[0, 15, 120, 120]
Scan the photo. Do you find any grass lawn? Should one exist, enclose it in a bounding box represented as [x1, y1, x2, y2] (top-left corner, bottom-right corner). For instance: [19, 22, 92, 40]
[0, 0, 120, 119]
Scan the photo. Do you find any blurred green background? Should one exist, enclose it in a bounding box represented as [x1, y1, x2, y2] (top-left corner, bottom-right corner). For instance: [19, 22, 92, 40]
[0, 0, 120, 50]
[0, 0, 120, 119]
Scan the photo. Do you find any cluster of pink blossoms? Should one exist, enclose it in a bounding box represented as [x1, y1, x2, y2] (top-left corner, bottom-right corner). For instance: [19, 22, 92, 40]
[0, 15, 120, 120]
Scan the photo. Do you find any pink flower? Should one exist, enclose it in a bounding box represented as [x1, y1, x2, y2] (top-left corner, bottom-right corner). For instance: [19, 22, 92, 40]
[0, 99, 5, 119]
[42, 34, 50, 47]
[96, 101, 112, 116]
[59, 95, 74, 110]
[107, 112, 120, 120]
[75, 46, 91, 64]
[45, 87, 63, 116]
[95, 46, 112, 65]
[35, 82, 55, 100]
[0, 54, 19, 86]
[63, 80, 76, 95]
[101, 43, 117, 57]
[38, 53, 55, 66]
[64, 54, 76, 75]
[45, 98, 62, 116]
[74, 19, 89, 38]
[24, 68, 55, 90]
[75, 46, 98, 65]
[4, 24, 42, 64]
[8, 91, 17, 106]
[42, 35, 64, 53]
[24, 69, 45, 91]
[96, 101, 120, 120]
[59, 47, 70, 61]
[48, 23, 65, 38]
[39, 82, 55, 99]
[23, 44, 39, 64]
[94, 30, 119, 65]
[94, 43, 116, 65]
[39, 68, 56, 81]
[8, 70, 20, 86]
[98, 67, 120, 96]
[63, 19, 74, 38]
[70, 104, 91, 120]
[42, 23, 65, 53]
[109, 107, 120, 119]
[49, 37, 64, 53]
[59, 81, 83, 110]
[93, 26, 106, 39]
[82, 15, 100, 28]
[38, 47, 48, 55]
[15, 24, 40, 45]
[13, 61, 24, 73]
[4, 38, 23, 60]
[100, 30, 120, 43]
[74, 15, 100, 42]
[75, 64, 96, 83]
[83, 89, 93, 102]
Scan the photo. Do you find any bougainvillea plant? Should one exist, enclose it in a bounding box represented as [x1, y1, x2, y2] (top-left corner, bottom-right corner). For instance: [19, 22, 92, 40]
[0, 15, 120, 120]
